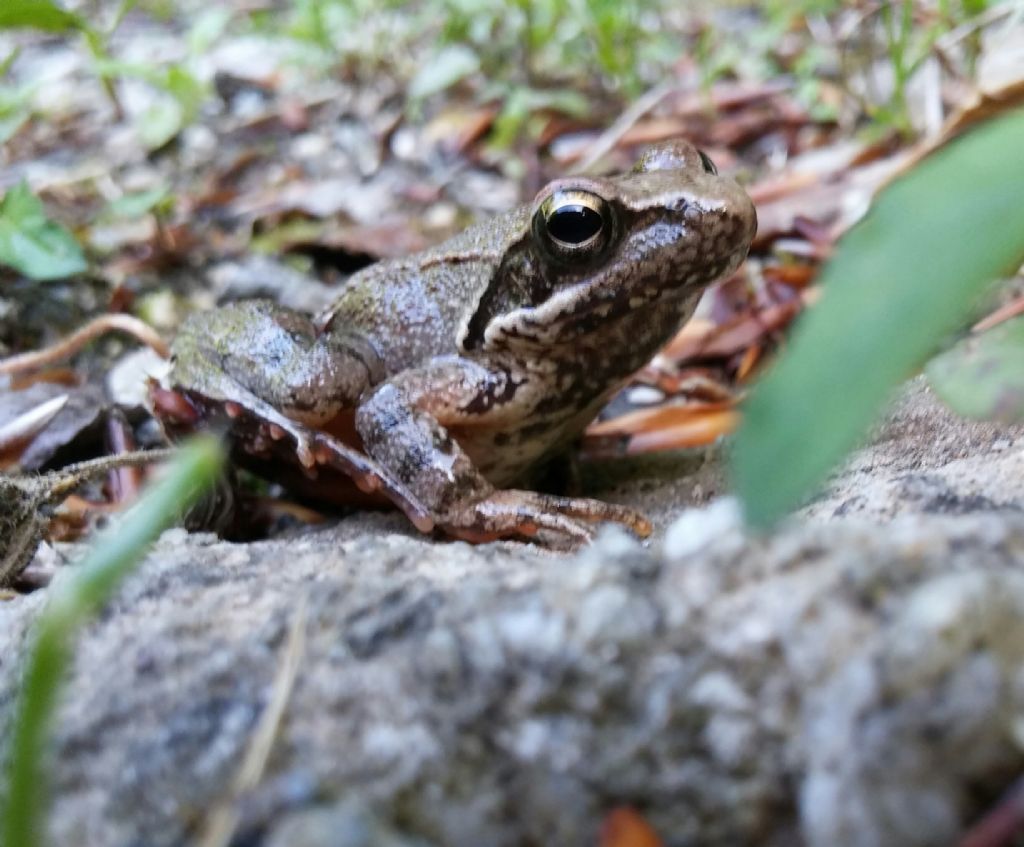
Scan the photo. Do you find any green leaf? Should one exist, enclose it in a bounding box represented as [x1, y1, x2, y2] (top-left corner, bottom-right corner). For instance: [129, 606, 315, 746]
[0, 0, 86, 33]
[187, 7, 232, 54]
[733, 108, 1024, 528]
[409, 44, 480, 100]
[0, 109, 29, 144]
[0, 182, 87, 280]
[162, 64, 204, 123]
[0, 47, 21, 78]
[1, 438, 224, 847]
[103, 185, 171, 220]
[926, 316, 1024, 423]
[130, 66, 205, 150]
[137, 97, 183, 151]
[489, 85, 590, 148]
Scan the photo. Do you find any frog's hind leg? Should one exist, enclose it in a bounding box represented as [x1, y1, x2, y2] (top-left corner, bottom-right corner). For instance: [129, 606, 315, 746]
[171, 300, 381, 428]
[161, 300, 432, 532]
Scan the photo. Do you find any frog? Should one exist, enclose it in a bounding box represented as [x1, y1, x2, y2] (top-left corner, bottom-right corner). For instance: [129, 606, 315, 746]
[152, 139, 757, 547]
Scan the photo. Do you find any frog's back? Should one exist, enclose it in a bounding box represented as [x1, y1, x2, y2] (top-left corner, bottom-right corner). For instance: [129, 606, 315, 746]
[321, 208, 529, 376]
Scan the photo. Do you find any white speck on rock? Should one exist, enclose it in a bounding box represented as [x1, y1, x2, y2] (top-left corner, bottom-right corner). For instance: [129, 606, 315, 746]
[496, 603, 566, 658]
[362, 722, 439, 766]
[663, 497, 742, 560]
[575, 584, 656, 647]
[704, 713, 757, 767]
[690, 671, 753, 712]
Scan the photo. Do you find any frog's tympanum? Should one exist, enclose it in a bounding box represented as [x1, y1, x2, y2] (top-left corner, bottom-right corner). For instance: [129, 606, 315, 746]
[154, 140, 757, 546]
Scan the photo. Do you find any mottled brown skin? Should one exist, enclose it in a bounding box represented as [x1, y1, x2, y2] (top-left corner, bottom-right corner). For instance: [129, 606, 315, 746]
[158, 140, 757, 546]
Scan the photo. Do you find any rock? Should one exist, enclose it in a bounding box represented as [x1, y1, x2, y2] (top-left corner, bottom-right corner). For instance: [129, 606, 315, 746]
[1, 379, 1024, 846]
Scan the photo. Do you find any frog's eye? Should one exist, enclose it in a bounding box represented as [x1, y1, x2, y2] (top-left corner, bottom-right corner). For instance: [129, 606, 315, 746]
[697, 149, 718, 175]
[534, 189, 614, 262]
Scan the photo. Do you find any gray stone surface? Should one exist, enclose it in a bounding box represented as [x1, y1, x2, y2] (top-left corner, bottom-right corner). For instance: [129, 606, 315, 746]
[3, 379, 1024, 847]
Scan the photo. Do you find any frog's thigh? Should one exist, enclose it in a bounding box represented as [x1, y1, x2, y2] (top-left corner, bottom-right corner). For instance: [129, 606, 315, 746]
[173, 300, 379, 426]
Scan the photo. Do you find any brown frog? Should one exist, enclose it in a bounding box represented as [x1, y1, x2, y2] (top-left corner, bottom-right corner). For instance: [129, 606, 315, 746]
[154, 140, 756, 546]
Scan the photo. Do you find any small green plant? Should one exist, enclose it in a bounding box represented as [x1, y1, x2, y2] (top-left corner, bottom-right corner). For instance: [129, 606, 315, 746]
[0, 0, 218, 150]
[0, 182, 87, 281]
[253, 0, 680, 147]
[1, 438, 224, 847]
[0, 0, 135, 119]
[757, 0, 991, 136]
[0, 46, 33, 143]
[733, 108, 1024, 528]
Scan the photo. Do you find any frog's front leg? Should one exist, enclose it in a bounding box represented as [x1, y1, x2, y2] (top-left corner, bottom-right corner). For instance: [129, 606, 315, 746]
[356, 359, 652, 546]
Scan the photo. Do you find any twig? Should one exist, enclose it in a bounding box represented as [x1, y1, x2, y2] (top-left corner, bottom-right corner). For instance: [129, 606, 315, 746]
[570, 80, 677, 175]
[45, 448, 181, 498]
[0, 395, 68, 468]
[196, 595, 309, 847]
[0, 314, 169, 377]
[972, 289, 1024, 334]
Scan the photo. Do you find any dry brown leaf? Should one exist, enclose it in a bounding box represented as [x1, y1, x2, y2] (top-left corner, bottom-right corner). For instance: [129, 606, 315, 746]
[619, 409, 738, 454]
[665, 300, 804, 364]
[644, 368, 737, 401]
[762, 263, 817, 289]
[583, 405, 738, 458]
[586, 401, 735, 438]
[0, 395, 68, 470]
[423, 105, 499, 155]
[599, 806, 664, 847]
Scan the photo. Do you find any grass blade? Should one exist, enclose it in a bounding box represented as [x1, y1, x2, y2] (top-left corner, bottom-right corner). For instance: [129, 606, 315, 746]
[732, 108, 1024, 528]
[2, 437, 224, 847]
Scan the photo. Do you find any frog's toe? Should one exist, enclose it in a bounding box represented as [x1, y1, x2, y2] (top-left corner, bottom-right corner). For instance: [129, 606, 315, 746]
[520, 492, 653, 538]
[441, 490, 650, 548]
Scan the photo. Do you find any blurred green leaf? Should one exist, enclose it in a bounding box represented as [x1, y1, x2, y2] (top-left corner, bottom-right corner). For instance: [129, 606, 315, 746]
[137, 97, 183, 151]
[733, 109, 1024, 528]
[0, 48, 20, 78]
[0, 0, 86, 33]
[409, 44, 480, 100]
[0, 110, 29, 143]
[91, 59, 206, 147]
[188, 7, 232, 54]
[0, 82, 32, 144]
[92, 57, 160, 84]
[109, 0, 140, 30]
[488, 84, 589, 149]
[104, 185, 171, 220]
[163, 64, 204, 121]
[1, 438, 224, 847]
[926, 316, 1024, 423]
[0, 182, 87, 280]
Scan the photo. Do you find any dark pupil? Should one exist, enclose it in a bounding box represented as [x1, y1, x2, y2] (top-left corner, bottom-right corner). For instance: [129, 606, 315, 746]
[548, 204, 603, 245]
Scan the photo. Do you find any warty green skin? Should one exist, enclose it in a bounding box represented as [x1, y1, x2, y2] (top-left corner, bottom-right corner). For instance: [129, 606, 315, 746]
[164, 140, 757, 546]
